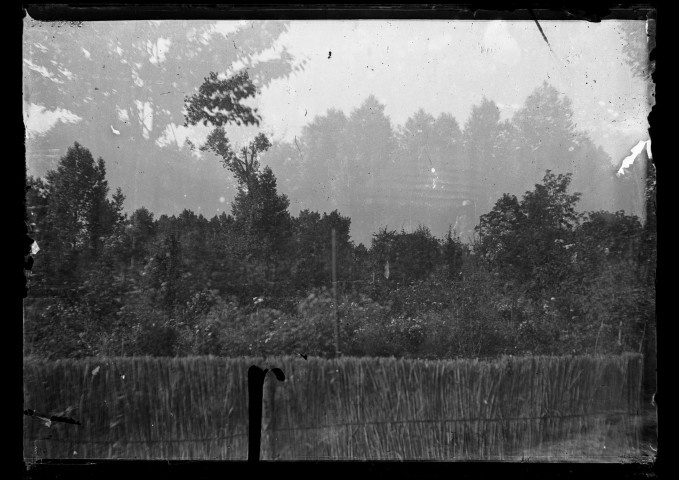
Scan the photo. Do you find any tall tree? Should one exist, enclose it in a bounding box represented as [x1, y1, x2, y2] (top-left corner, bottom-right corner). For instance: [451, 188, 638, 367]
[291, 209, 353, 289]
[510, 82, 615, 218]
[512, 83, 579, 190]
[38, 142, 125, 287]
[399, 109, 437, 173]
[201, 128, 271, 188]
[391, 109, 438, 229]
[430, 112, 467, 237]
[476, 171, 582, 299]
[195, 125, 293, 255]
[259, 141, 304, 213]
[126, 207, 157, 267]
[182, 56, 298, 293]
[462, 98, 504, 219]
[294, 109, 350, 213]
[231, 166, 292, 246]
[342, 96, 396, 241]
[569, 135, 616, 214]
[143, 232, 186, 317]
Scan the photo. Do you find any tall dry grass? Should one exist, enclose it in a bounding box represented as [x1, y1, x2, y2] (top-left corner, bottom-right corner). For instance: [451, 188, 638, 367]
[23, 354, 643, 461]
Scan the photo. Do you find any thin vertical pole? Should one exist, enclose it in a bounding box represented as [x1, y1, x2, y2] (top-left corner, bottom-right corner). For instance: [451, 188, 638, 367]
[332, 228, 340, 357]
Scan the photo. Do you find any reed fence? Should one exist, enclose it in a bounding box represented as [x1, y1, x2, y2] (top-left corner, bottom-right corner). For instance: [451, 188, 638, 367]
[23, 354, 644, 461]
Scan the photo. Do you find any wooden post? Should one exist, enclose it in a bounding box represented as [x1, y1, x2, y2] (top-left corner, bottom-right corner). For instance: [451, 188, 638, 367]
[262, 376, 277, 460]
[332, 228, 340, 357]
[248, 366, 285, 462]
[248, 366, 266, 462]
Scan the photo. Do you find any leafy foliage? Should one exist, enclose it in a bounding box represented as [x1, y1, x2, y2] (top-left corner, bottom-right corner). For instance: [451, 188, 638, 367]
[476, 171, 581, 297]
[183, 71, 261, 128]
[370, 226, 441, 286]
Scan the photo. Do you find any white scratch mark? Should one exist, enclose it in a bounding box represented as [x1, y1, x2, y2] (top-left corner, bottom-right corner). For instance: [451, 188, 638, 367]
[617, 140, 650, 177]
[110, 125, 120, 135]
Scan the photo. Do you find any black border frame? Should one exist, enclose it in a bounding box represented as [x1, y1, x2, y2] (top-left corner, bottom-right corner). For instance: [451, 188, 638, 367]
[18, 3, 665, 479]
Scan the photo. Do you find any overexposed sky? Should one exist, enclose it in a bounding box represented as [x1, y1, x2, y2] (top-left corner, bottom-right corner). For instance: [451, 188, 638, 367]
[24, 19, 653, 167]
[254, 20, 651, 164]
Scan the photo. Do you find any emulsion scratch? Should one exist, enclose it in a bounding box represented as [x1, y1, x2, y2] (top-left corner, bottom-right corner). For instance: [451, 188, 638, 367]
[24, 408, 81, 427]
[529, 10, 555, 55]
[294, 136, 304, 162]
[617, 140, 651, 177]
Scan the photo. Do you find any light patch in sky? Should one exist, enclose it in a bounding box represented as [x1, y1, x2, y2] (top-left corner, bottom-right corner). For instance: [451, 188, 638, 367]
[157, 122, 209, 150]
[23, 58, 55, 80]
[132, 70, 144, 88]
[155, 122, 193, 149]
[213, 20, 249, 36]
[134, 100, 154, 140]
[57, 67, 74, 80]
[24, 103, 82, 138]
[117, 108, 130, 123]
[148, 37, 172, 65]
[154, 121, 259, 160]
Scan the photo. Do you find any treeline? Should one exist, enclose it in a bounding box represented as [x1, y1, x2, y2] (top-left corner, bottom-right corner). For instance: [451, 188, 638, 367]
[261, 82, 639, 244]
[23, 140, 655, 364]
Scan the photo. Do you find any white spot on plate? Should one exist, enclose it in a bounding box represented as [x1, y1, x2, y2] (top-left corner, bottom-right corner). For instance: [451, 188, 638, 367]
[617, 140, 649, 177]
